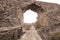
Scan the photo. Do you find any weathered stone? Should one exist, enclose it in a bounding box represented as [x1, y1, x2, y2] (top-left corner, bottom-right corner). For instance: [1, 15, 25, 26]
[0, 0, 23, 40]
[21, 1, 60, 40]
[20, 26, 42, 40]
[0, 0, 60, 40]
[0, 0, 22, 27]
[20, 0, 35, 7]
[0, 27, 22, 40]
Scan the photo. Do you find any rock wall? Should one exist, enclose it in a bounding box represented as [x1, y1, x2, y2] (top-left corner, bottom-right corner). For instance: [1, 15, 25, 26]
[0, 0, 23, 40]
[0, 0, 60, 40]
[21, 1, 60, 40]
[0, 0, 22, 27]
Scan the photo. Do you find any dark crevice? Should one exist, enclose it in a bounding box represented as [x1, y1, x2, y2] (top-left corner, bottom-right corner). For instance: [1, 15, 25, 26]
[22, 3, 44, 12]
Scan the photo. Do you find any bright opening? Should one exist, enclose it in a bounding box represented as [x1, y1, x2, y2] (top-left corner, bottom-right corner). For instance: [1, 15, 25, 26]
[23, 9, 38, 23]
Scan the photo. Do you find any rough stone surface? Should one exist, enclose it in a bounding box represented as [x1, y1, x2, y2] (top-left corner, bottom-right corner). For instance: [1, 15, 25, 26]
[21, 1, 60, 40]
[0, 0, 23, 40]
[0, 28, 22, 40]
[0, 0, 60, 40]
[0, 0, 23, 27]
[20, 26, 42, 40]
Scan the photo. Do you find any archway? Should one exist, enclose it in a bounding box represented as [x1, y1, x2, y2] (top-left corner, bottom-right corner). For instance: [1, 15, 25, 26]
[23, 9, 38, 24]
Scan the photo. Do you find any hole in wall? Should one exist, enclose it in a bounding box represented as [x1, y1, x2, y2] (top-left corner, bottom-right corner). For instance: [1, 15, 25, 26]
[23, 9, 38, 24]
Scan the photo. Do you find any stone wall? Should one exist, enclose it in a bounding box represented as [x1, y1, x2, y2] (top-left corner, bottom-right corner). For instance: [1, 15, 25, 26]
[0, 0, 22, 27]
[0, 0, 60, 40]
[0, 27, 22, 40]
[21, 1, 60, 40]
[0, 0, 23, 40]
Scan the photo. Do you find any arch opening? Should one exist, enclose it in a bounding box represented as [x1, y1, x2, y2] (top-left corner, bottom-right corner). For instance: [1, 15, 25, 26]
[23, 9, 38, 24]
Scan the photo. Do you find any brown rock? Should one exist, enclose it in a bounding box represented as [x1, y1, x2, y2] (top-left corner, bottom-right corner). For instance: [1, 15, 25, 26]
[0, 0, 60, 40]
[21, 1, 60, 40]
[0, 0, 23, 40]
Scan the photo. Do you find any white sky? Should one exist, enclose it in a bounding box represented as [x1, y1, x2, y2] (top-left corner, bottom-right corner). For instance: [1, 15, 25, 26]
[23, 10, 38, 23]
[36, 0, 60, 4]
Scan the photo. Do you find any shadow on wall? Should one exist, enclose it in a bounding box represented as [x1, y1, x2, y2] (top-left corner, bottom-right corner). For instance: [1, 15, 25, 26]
[22, 3, 44, 12]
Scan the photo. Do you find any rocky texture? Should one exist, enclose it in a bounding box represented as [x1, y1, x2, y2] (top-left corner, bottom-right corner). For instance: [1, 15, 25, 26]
[20, 26, 42, 40]
[0, 0, 36, 40]
[20, 0, 35, 7]
[35, 2, 60, 40]
[21, 1, 60, 40]
[0, 0, 22, 27]
[0, 0, 60, 40]
[0, 0, 23, 40]
[0, 27, 22, 40]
